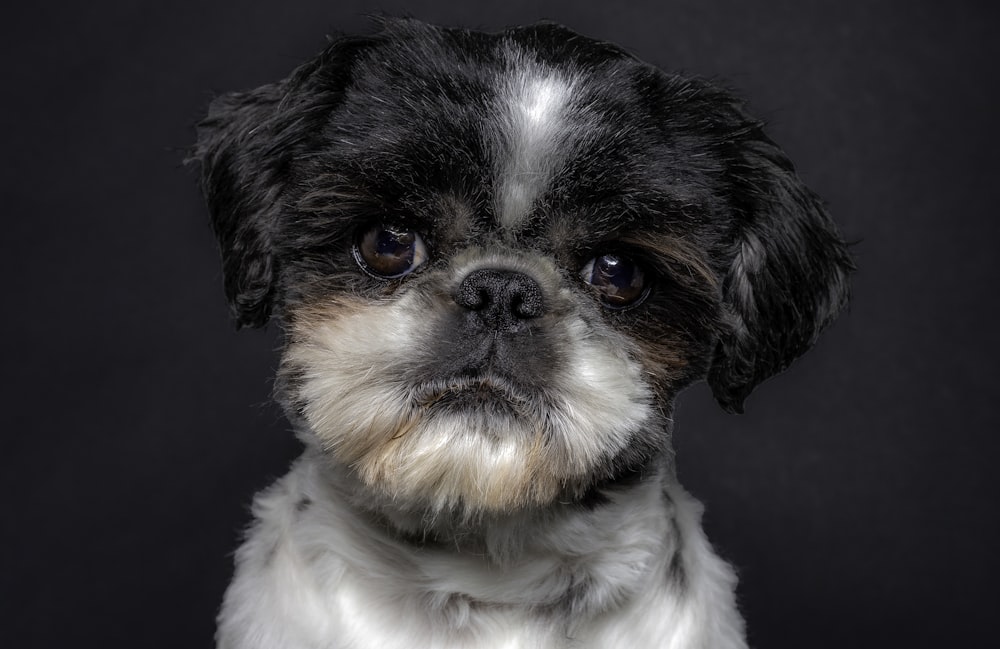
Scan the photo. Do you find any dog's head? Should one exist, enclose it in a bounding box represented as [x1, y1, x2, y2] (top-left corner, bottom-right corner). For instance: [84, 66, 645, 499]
[193, 19, 851, 516]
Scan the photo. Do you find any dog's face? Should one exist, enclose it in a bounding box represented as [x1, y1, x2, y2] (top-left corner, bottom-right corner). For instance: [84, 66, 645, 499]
[194, 19, 851, 516]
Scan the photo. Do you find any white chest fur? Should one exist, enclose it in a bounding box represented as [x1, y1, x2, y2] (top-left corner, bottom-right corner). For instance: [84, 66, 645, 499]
[216, 457, 747, 649]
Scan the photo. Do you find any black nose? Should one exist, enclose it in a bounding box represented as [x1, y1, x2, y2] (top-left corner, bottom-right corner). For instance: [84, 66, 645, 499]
[454, 269, 545, 330]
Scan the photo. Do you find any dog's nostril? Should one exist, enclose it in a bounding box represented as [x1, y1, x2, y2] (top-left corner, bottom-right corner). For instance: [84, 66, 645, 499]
[455, 269, 545, 326]
[511, 287, 543, 319]
[474, 287, 491, 311]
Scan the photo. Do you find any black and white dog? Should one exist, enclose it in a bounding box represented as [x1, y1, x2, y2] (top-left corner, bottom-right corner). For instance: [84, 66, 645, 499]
[193, 18, 851, 649]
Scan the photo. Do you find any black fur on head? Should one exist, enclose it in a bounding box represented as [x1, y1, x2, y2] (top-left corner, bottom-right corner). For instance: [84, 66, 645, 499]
[191, 17, 851, 413]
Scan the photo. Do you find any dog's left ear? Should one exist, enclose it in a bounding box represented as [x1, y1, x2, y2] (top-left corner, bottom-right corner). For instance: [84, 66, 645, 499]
[707, 127, 853, 413]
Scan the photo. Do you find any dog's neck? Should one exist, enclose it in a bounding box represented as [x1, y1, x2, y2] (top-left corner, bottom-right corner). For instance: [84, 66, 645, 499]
[307, 445, 673, 565]
[218, 441, 747, 647]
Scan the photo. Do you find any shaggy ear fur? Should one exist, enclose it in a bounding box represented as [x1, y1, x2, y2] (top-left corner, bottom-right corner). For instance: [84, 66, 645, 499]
[192, 82, 291, 328]
[708, 130, 853, 413]
[191, 36, 372, 327]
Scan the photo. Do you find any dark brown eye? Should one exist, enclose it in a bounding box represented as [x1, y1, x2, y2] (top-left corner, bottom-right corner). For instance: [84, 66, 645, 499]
[353, 225, 429, 278]
[580, 253, 648, 308]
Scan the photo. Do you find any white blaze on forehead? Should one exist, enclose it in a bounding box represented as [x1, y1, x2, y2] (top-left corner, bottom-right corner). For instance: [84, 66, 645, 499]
[496, 68, 575, 230]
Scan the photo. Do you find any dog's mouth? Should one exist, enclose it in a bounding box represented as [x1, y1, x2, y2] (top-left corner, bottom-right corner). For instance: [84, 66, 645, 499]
[412, 373, 537, 416]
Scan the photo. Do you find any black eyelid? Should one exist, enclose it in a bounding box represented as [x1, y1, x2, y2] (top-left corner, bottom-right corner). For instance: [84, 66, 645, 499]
[579, 244, 656, 277]
[364, 219, 435, 254]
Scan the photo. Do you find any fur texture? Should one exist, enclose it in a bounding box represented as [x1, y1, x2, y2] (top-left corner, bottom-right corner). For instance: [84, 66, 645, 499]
[193, 18, 851, 649]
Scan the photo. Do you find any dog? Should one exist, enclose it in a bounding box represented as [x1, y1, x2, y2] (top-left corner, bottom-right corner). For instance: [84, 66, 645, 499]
[192, 17, 851, 649]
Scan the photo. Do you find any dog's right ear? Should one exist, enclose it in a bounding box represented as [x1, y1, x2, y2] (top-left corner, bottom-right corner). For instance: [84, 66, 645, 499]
[192, 82, 292, 328]
[190, 34, 375, 328]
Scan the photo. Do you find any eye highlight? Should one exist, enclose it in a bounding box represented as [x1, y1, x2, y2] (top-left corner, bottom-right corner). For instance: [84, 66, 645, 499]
[353, 225, 429, 278]
[580, 253, 648, 308]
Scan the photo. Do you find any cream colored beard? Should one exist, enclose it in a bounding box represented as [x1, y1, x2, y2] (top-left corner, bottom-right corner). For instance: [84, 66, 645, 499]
[282, 293, 652, 513]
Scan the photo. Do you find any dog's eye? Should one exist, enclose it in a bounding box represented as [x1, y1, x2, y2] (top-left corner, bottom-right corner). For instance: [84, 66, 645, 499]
[580, 254, 648, 308]
[353, 225, 429, 278]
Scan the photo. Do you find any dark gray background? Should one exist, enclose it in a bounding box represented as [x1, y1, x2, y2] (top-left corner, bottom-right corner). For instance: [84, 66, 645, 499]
[3, 1, 997, 647]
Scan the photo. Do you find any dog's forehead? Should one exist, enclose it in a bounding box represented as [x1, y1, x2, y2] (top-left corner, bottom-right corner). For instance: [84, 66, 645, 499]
[320, 23, 680, 242]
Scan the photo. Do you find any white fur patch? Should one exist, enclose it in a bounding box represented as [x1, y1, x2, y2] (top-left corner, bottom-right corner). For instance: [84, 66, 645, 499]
[217, 460, 748, 649]
[495, 66, 575, 230]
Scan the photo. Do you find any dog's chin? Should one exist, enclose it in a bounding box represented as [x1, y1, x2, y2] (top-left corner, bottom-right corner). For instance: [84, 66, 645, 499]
[302, 380, 625, 514]
[357, 399, 570, 514]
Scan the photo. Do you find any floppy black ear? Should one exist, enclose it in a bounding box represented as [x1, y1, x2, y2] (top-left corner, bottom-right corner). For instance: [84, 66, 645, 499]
[192, 82, 291, 328]
[190, 34, 373, 328]
[708, 131, 853, 413]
